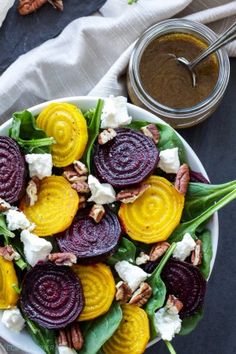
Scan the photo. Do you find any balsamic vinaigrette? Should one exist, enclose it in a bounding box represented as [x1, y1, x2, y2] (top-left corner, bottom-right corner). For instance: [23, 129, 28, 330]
[139, 33, 219, 109]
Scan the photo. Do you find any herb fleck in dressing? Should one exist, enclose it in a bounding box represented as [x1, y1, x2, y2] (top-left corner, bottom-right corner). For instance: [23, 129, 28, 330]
[139, 33, 219, 109]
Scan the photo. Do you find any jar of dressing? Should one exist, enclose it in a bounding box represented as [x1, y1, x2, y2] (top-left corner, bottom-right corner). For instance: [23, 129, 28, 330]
[127, 19, 230, 128]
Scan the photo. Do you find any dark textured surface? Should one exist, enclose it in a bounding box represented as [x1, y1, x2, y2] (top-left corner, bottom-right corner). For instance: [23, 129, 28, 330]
[0, 0, 106, 74]
[146, 58, 236, 353]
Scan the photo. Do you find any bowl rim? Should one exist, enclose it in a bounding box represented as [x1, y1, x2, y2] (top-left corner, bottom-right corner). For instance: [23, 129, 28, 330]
[0, 96, 219, 353]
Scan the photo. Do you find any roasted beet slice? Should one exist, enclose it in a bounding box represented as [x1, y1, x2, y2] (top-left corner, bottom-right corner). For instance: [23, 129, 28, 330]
[93, 128, 159, 188]
[57, 208, 121, 263]
[0, 136, 26, 203]
[190, 170, 210, 184]
[162, 258, 206, 318]
[20, 262, 84, 329]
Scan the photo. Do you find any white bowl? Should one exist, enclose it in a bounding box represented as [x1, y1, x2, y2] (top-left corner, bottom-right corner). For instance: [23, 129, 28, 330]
[0, 97, 218, 354]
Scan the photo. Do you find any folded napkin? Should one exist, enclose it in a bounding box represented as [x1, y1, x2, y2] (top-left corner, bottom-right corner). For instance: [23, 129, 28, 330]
[0, 1, 236, 350]
[0, 0, 235, 126]
[0, 0, 14, 28]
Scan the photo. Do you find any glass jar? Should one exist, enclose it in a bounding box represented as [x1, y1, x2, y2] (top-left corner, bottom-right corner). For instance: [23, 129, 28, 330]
[127, 19, 230, 129]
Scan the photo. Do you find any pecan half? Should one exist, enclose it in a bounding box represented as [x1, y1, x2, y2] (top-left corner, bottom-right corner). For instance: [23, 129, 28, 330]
[18, 0, 63, 15]
[136, 252, 150, 266]
[116, 184, 150, 204]
[115, 281, 132, 304]
[175, 163, 190, 195]
[71, 181, 90, 194]
[0, 198, 11, 212]
[98, 128, 117, 145]
[166, 294, 183, 314]
[0, 245, 20, 261]
[48, 252, 77, 266]
[129, 282, 152, 307]
[63, 170, 87, 184]
[73, 160, 88, 176]
[149, 241, 170, 261]
[78, 195, 87, 209]
[89, 204, 105, 223]
[26, 177, 40, 206]
[58, 322, 83, 350]
[140, 124, 160, 144]
[191, 239, 202, 266]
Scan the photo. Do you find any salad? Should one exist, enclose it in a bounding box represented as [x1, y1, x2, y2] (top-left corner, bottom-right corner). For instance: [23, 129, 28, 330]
[0, 96, 235, 354]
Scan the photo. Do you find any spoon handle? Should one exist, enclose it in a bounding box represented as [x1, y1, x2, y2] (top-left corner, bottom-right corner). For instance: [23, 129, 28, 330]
[190, 21, 236, 70]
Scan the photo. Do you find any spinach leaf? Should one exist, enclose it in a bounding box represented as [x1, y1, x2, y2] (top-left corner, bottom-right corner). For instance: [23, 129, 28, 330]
[25, 317, 56, 354]
[82, 99, 104, 172]
[0, 215, 27, 270]
[106, 237, 136, 265]
[145, 243, 176, 338]
[126, 120, 186, 163]
[9, 110, 55, 153]
[83, 108, 96, 126]
[164, 340, 177, 354]
[198, 229, 213, 279]
[0, 214, 15, 241]
[168, 188, 236, 243]
[79, 302, 122, 354]
[183, 180, 236, 221]
[179, 308, 204, 336]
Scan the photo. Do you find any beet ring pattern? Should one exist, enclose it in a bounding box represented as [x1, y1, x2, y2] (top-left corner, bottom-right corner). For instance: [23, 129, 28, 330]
[57, 208, 121, 263]
[93, 128, 159, 188]
[20, 262, 84, 329]
[0, 136, 26, 203]
[162, 258, 206, 318]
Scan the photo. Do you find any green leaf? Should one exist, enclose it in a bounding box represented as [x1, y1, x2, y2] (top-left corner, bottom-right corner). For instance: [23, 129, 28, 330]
[198, 229, 213, 279]
[0, 215, 15, 242]
[183, 180, 236, 221]
[79, 302, 122, 354]
[126, 120, 186, 163]
[12, 283, 21, 294]
[9, 110, 55, 153]
[83, 108, 96, 126]
[106, 237, 137, 265]
[168, 188, 236, 243]
[145, 243, 176, 338]
[82, 99, 104, 172]
[164, 340, 177, 354]
[25, 317, 56, 354]
[179, 308, 204, 335]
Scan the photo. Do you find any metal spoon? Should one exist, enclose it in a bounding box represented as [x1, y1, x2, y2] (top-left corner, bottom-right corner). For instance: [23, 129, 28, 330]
[177, 22, 236, 87]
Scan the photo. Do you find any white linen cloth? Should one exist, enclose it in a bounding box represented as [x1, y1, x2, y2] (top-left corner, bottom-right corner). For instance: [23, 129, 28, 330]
[0, 1, 236, 352]
[0, 0, 235, 125]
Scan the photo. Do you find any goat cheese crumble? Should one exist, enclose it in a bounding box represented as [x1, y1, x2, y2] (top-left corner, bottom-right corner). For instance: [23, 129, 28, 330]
[115, 260, 148, 292]
[5, 209, 34, 231]
[1, 308, 25, 332]
[101, 96, 132, 128]
[154, 306, 182, 341]
[158, 148, 180, 174]
[58, 347, 77, 354]
[20, 229, 52, 266]
[25, 153, 53, 180]
[173, 233, 196, 261]
[88, 175, 116, 204]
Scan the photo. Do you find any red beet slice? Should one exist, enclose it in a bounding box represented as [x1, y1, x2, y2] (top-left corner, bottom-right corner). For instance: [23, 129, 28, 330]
[57, 208, 121, 263]
[20, 262, 84, 329]
[93, 128, 159, 188]
[162, 258, 206, 318]
[0, 137, 26, 203]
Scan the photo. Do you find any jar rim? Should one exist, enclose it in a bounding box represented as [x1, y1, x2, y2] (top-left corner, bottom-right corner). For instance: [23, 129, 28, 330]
[129, 19, 230, 120]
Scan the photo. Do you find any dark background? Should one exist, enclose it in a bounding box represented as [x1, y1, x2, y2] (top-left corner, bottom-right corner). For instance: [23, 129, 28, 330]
[146, 59, 236, 354]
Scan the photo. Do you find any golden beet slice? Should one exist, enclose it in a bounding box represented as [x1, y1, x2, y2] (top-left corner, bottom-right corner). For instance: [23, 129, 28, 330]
[20, 176, 79, 236]
[36, 103, 88, 167]
[0, 256, 19, 309]
[119, 176, 184, 243]
[103, 304, 150, 354]
[73, 263, 115, 321]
